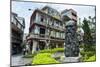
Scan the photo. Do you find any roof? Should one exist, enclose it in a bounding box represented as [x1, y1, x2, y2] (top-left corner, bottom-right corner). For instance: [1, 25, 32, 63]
[42, 6, 60, 14]
[61, 9, 77, 15]
[11, 12, 25, 28]
[31, 9, 62, 22]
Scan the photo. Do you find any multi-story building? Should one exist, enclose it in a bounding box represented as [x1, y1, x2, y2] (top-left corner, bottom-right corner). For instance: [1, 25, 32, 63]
[27, 6, 77, 53]
[61, 9, 77, 27]
[11, 12, 25, 55]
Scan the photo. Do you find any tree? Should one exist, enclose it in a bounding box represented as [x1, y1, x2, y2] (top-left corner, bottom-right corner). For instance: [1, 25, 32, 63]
[82, 18, 93, 51]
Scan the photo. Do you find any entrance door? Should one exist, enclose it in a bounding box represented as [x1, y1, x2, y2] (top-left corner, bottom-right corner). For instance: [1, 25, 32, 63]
[12, 43, 22, 55]
[30, 40, 33, 52]
[39, 41, 45, 50]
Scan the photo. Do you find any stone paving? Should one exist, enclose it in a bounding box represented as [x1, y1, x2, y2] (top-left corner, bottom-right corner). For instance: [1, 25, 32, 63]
[11, 54, 32, 66]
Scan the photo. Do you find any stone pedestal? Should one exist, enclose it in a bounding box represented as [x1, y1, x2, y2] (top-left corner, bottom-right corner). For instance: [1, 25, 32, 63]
[60, 56, 80, 63]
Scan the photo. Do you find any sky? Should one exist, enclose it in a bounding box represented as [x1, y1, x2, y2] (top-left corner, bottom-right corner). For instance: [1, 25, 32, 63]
[12, 1, 95, 33]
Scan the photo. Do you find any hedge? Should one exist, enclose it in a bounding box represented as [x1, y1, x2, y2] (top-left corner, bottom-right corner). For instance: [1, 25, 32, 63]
[39, 48, 64, 54]
[32, 53, 60, 65]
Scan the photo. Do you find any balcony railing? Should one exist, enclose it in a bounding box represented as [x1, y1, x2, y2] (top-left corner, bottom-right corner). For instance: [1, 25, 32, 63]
[27, 33, 65, 40]
[33, 21, 64, 32]
[72, 15, 77, 21]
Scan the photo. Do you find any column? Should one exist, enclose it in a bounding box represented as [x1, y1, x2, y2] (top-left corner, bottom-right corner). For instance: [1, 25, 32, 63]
[32, 40, 38, 54]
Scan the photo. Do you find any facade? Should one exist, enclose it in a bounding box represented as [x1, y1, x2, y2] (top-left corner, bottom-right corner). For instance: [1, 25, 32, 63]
[61, 9, 77, 29]
[27, 6, 77, 53]
[11, 12, 25, 55]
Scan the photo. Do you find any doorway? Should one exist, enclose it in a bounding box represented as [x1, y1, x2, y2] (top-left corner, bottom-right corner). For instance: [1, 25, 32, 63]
[39, 41, 46, 50]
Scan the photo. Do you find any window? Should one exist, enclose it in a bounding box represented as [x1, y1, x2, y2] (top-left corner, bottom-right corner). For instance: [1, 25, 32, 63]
[51, 31, 53, 36]
[72, 12, 77, 17]
[17, 23, 21, 29]
[41, 17, 44, 22]
[12, 16, 17, 25]
[56, 32, 59, 38]
[35, 13, 39, 23]
[40, 28, 45, 34]
[61, 33, 63, 38]
[47, 29, 50, 35]
[21, 27, 24, 31]
[46, 18, 49, 25]
[62, 33, 65, 39]
[55, 21, 59, 27]
[49, 18, 53, 26]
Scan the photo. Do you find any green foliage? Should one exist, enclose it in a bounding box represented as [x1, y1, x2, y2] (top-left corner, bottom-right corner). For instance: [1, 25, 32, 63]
[79, 44, 84, 48]
[32, 53, 60, 65]
[39, 48, 64, 54]
[81, 54, 96, 62]
[85, 55, 96, 62]
[80, 48, 96, 62]
[82, 18, 94, 51]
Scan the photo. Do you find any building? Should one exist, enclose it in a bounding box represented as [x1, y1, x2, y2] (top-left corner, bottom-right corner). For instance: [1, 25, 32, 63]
[61, 9, 77, 28]
[27, 6, 77, 53]
[11, 12, 25, 55]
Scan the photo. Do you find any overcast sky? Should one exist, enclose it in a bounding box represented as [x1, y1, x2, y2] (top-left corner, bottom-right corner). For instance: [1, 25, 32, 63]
[12, 1, 95, 33]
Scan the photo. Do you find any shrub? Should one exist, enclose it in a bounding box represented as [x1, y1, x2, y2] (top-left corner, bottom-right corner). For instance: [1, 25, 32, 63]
[83, 55, 96, 62]
[32, 53, 60, 65]
[86, 55, 96, 62]
[79, 44, 84, 48]
[80, 50, 95, 57]
[80, 50, 96, 62]
[80, 50, 85, 57]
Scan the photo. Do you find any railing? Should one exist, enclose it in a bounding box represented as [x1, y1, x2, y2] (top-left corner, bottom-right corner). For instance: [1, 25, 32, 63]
[72, 15, 77, 21]
[34, 21, 64, 31]
[27, 33, 65, 40]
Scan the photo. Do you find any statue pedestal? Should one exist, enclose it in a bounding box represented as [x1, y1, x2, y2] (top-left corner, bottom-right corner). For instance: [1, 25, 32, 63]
[60, 56, 80, 63]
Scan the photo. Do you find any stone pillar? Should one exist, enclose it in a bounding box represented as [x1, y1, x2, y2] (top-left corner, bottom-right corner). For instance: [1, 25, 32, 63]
[32, 40, 38, 54]
[56, 43, 58, 48]
[65, 21, 79, 57]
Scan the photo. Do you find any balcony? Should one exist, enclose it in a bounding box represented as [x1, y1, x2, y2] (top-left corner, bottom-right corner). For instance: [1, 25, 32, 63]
[27, 33, 65, 41]
[11, 23, 23, 34]
[27, 34, 48, 40]
[11, 35, 22, 41]
[33, 21, 64, 32]
[48, 24, 64, 32]
[61, 13, 72, 21]
[72, 15, 77, 22]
